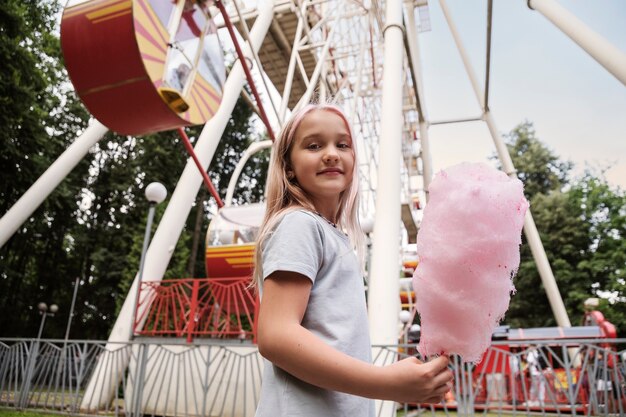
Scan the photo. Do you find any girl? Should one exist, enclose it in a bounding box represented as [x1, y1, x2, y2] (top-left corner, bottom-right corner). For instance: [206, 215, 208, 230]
[254, 103, 452, 416]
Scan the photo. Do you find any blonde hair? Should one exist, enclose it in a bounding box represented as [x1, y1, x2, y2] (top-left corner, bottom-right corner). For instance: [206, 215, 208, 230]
[252, 103, 364, 288]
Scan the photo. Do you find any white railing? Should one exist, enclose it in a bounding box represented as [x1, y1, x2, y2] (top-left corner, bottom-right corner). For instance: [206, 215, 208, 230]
[1, 337, 625, 416]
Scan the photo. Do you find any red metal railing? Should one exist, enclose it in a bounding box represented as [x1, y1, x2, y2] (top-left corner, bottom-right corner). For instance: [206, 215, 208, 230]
[134, 277, 258, 342]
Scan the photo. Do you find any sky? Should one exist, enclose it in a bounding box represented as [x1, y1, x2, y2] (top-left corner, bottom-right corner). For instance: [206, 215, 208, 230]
[416, 0, 626, 189]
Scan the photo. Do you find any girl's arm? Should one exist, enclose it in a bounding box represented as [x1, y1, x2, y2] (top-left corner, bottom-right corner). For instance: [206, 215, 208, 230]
[256, 271, 453, 404]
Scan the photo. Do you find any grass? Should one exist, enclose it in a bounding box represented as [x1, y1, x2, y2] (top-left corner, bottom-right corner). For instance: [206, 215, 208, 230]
[0, 406, 548, 417]
[0, 391, 82, 411]
[0, 410, 61, 417]
[396, 409, 532, 417]
[0, 407, 118, 417]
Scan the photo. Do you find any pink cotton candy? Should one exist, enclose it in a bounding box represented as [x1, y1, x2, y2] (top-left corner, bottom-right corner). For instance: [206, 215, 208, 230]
[413, 162, 529, 363]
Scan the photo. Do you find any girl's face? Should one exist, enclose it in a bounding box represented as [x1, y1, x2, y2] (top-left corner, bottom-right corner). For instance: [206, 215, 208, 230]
[289, 110, 355, 212]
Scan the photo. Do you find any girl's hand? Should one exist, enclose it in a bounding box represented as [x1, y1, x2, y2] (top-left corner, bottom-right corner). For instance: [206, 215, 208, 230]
[378, 355, 453, 404]
[258, 272, 454, 403]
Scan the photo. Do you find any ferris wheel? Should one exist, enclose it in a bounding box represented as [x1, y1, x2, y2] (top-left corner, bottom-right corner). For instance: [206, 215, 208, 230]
[0, 0, 622, 346]
[61, 0, 226, 135]
[1, 1, 625, 414]
[0, 0, 623, 345]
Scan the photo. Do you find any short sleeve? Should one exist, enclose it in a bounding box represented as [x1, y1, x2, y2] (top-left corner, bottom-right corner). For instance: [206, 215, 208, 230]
[262, 211, 324, 283]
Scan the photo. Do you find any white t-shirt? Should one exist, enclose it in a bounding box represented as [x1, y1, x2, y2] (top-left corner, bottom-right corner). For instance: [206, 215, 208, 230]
[255, 210, 375, 417]
[526, 349, 541, 376]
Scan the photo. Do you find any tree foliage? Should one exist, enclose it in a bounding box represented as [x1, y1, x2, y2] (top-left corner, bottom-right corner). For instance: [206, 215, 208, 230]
[573, 174, 626, 332]
[504, 122, 572, 199]
[0, 0, 268, 339]
[0, 0, 91, 338]
[503, 123, 626, 336]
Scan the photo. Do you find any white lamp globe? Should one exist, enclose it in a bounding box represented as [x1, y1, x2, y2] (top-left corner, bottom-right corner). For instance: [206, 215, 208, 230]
[399, 309, 412, 324]
[360, 217, 374, 234]
[49, 304, 59, 314]
[38, 302, 48, 312]
[145, 182, 167, 204]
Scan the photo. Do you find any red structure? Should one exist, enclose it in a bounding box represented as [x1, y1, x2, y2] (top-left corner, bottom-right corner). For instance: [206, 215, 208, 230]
[135, 276, 257, 343]
[135, 242, 258, 342]
[61, 0, 224, 135]
[467, 322, 618, 414]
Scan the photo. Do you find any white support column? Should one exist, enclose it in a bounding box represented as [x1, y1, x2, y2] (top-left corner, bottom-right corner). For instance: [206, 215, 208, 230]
[80, 1, 275, 410]
[368, 0, 403, 346]
[0, 120, 108, 248]
[369, 4, 404, 415]
[439, 0, 572, 328]
[529, 0, 626, 86]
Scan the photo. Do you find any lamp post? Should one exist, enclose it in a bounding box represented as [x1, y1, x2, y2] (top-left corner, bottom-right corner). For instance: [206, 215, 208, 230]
[409, 323, 421, 344]
[36, 302, 59, 340]
[19, 302, 58, 409]
[131, 182, 167, 338]
[64, 278, 80, 341]
[56, 278, 79, 400]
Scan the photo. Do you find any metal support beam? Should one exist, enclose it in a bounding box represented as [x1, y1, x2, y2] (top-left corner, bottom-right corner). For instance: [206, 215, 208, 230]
[270, 20, 293, 58]
[231, 0, 281, 123]
[293, 10, 341, 111]
[225, 140, 273, 206]
[484, 110, 572, 328]
[439, 0, 485, 111]
[528, 0, 626, 86]
[403, 0, 433, 199]
[430, 116, 483, 125]
[279, 17, 305, 120]
[0, 120, 108, 248]
[484, 0, 493, 110]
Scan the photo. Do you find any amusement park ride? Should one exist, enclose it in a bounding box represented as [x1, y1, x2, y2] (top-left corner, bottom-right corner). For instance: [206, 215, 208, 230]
[1, 0, 625, 415]
[61, 0, 227, 135]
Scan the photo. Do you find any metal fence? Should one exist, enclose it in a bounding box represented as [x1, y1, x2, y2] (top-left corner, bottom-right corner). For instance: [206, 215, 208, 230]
[2, 337, 626, 416]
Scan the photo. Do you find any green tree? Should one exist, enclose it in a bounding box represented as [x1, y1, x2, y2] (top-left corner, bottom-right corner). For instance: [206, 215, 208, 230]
[499, 121, 575, 328]
[573, 173, 626, 333]
[507, 190, 591, 328]
[504, 121, 572, 198]
[0, 0, 91, 338]
[69, 131, 191, 337]
[503, 122, 626, 336]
